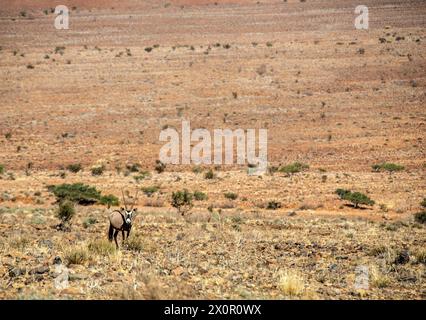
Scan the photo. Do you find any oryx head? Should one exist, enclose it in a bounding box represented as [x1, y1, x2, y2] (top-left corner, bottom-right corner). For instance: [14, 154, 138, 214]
[121, 188, 139, 225]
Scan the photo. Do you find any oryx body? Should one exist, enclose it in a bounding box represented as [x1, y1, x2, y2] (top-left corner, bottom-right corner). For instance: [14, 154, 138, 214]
[108, 189, 138, 249]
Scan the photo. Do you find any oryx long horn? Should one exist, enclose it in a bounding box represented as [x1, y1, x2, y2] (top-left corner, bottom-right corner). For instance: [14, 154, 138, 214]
[131, 189, 139, 210]
[121, 188, 128, 211]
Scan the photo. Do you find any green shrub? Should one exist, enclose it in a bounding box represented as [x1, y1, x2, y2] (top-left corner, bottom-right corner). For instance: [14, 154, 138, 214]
[0, 164, 4, 174]
[279, 162, 309, 174]
[224, 192, 238, 200]
[171, 189, 193, 215]
[56, 200, 75, 222]
[267, 201, 282, 210]
[154, 160, 166, 173]
[372, 163, 404, 173]
[48, 183, 101, 205]
[100, 194, 120, 208]
[126, 236, 144, 252]
[141, 186, 159, 197]
[126, 163, 141, 173]
[335, 189, 375, 208]
[133, 171, 151, 182]
[414, 211, 426, 224]
[91, 165, 105, 176]
[192, 166, 203, 174]
[83, 216, 98, 228]
[204, 169, 215, 180]
[421, 198, 426, 209]
[194, 191, 208, 201]
[66, 163, 82, 173]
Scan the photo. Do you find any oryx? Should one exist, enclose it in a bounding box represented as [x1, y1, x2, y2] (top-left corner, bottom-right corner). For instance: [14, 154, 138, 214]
[108, 189, 139, 249]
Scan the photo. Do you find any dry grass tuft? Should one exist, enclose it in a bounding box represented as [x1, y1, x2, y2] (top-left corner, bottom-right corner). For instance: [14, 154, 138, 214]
[64, 245, 91, 265]
[277, 270, 305, 297]
[88, 239, 116, 257]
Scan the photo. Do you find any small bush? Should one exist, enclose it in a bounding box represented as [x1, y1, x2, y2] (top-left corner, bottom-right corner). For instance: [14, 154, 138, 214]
[56, 200, 75, 223]
[192, 166, 203, 174]
[154, 160, 166, 173]
[204, 169, 215, 180]
[54, 46, 65, 55]
[414, 211, 426, 224]
[224, 192, 238, 200]
[267, 201, 282, 210]
[126, 163, 141, 173]
[66, 163, 82, 173]
[278, 270, 304, 297]
[0, 164, 4, 174]
[88, 239, 116, 256]
[194, 191, 208, 201]
[421, 198, 426, 209]
[100, 194, 120, 208]
[372, 162, 404, 173]
[171, 189, 193, 215]
[48, 183, 102, 205]
[335, 189, 375, 208]
[280, 162, 309, 174]
[83, 216, 97, 228]
[142, 186, 159, 197]
[126, 236, 143, 252]
[65, 246, 90, 265]
[133, 171, 151, 182]
[91, 165, 105, 176]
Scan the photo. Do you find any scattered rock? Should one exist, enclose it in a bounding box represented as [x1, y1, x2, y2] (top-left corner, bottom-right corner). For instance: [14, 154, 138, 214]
[172, 266, 184, 276]
[394, 250, 410, 265]
[39, 239, 53, 249]
[9, 267, 26, 278]
[69, 273, 87, 281]
[288, 211, 297, 216]
[29, 266, 50, 275]
[328, 264, 338, 272]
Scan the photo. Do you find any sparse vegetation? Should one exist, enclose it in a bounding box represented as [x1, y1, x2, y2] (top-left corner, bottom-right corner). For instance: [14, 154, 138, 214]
[56, 200, 76, 225]
[336, 189, 375, 208]
[125, 235, 144, 252]
[372, 162, 405, 173]
[278, 270, 304, 297]
[171, 189, 193, 215]
[88, 239, 116, 256]
[100, 194, 120, 208]
[65, 246, 90, 265]
[66, 163, 82, 173]
[224, 192, 238, 200]
[193, 191, 208, 201]
[142, 186, 160, 197]
[83, 216, 98, 228]
[48, 183, 102, 205]
[267, 201, 282, 210]
[414, 211, 426, 224]
[204, 169, 215, 180]
[279, 162, 309, 174]
[155, 160, 166, 173]
[91, 165, 105, 176]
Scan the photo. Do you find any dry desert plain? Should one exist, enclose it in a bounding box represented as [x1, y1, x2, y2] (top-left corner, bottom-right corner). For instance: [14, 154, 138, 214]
[0, 0, 425, 299]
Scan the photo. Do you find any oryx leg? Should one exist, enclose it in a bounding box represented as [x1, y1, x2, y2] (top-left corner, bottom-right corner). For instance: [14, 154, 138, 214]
[113, 229, 120, 249]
